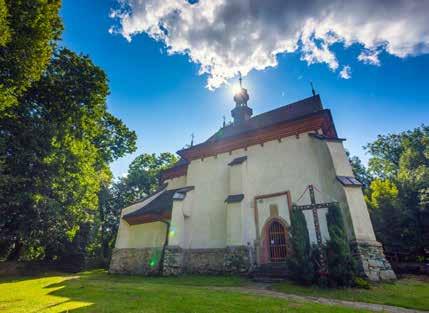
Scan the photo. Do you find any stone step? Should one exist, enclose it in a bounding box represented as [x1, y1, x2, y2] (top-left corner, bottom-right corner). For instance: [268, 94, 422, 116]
[251, 276, 287, 283]
[250, 263, 290, 282]
[253, 264, 288, 274]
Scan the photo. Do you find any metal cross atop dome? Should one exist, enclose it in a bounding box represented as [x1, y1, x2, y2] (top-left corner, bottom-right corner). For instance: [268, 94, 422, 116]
[239, 71, 242, 88]
[233, 72, 249, 107]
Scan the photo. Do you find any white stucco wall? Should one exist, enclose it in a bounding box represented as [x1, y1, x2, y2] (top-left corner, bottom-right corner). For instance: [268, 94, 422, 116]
[226, 202, 242, 246]
[325, 141, 377, 241]
[165, 175, 187, 190]
[115, 189, 168, 249]
[115, 221, 167, 249]
[177, 132, 352, 249]
[169, 190, 195, 247]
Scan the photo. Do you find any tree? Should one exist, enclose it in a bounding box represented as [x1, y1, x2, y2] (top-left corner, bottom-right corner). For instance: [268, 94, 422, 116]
[287, 208, 315, 284]
[365, 133, 404, 179]
[0, 49, 136, 261]
[365, 125, 429, 257]
[126, 153, 178, 200]
[0, 0, 10, 47]
[326, 204, 355, 287]
[366, 179, 403, 249]
[0, 0, 62, 115]
[347, 152, 372, 190]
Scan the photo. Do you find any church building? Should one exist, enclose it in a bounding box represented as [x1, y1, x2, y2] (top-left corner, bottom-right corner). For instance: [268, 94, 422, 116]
[110, 83, 396, 281]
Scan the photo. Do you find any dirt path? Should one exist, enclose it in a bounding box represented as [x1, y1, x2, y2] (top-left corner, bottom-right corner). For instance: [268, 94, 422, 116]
[208, 284, 428, 313]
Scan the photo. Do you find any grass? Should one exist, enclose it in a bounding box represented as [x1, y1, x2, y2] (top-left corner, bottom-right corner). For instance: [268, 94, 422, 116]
[0, 269, 373, 313]
[272, 276, 429, 311]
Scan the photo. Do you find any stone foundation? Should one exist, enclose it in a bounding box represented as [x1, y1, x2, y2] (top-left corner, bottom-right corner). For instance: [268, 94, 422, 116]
[184, 248, 226, 274]
[162, 246, 185, 276]
[224, 245, 254, 273]
[351, 240, 396, 281]
[109, 248, 163, 275]
[111, 246, 254, 275]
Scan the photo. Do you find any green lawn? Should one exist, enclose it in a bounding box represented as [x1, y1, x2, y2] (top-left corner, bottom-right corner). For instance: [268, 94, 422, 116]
[273, 277, 429, 311]
[0, 270, 372, 313]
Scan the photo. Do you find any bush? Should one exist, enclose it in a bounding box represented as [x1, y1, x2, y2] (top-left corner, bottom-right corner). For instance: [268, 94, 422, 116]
[353, 276, 370, 289]
[287, 208, 315, 284]
[310, 244, 329, 287]
[326, 204, 356, 287]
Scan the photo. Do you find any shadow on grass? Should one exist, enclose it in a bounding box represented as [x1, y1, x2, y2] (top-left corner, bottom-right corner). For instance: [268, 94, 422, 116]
[37, 270, 262, 313]
[1, 270, 383, 313]
[40, 271, 364, 313]
[42, 272, 249, 313]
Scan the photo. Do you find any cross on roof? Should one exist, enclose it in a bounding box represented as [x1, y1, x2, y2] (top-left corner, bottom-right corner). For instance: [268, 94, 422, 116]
[238, 71, 242, 88]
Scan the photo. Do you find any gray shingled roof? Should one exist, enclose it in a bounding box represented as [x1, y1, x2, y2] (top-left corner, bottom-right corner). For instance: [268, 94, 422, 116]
[207, 95, 323, 143]
[123, 186, 194, 223]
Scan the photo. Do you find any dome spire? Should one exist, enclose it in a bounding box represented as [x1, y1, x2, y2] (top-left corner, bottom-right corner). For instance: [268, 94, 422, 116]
[231, 72, 252, 124]
[233, 71, 250, 107]
[239, 71, 243, 88]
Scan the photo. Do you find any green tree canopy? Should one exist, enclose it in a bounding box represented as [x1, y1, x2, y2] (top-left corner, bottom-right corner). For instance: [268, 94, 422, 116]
[0, 49, 136, 261]
[126, 152, 178, 198]
[0, 0, 62, 115]
[347, 151, 372, 189]
[364, 125, 429, 256]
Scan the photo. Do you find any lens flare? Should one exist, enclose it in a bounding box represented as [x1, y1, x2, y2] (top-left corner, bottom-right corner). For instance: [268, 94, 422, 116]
[148, 248, 161, 268]
[231, 84, 241, 95]
[169, 226, 176, 238]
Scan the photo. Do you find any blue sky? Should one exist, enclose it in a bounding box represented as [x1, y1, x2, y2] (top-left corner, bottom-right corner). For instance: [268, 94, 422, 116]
[61, 0, 429, 178]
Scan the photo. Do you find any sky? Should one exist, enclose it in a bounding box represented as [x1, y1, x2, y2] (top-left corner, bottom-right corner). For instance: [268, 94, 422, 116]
[61, 0, 429, 178]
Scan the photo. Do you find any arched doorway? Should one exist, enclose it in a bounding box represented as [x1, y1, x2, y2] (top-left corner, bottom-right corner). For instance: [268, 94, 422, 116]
[268, 220, 288, 263]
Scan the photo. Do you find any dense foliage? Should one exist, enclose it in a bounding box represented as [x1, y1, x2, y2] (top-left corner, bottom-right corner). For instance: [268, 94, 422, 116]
[0, 0, 62, 115]
[350, 125, 429, 260]
[0, 1, 177, 264]
[325, 204, 355, 287]
[287, 208, 315, 284]
[0, 49, 137, 262]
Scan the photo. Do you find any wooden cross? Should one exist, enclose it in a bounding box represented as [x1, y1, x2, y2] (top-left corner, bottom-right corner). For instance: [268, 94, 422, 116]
[292, 184, 337, 275]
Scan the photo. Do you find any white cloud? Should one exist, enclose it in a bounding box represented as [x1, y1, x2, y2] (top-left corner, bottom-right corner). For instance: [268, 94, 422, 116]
[110, 0, 429, 89]
[358, 50, 381, 66]
[339, 65, 352, 79]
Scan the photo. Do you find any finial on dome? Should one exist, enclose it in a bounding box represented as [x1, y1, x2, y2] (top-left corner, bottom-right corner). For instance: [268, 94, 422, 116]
[233, 72, 249, 107]
[239, 71, 242, 88]
[231, 72, 252, 124]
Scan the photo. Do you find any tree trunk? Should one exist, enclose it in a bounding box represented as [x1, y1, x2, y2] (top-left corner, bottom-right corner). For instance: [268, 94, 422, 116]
[7, 239, 22, 261]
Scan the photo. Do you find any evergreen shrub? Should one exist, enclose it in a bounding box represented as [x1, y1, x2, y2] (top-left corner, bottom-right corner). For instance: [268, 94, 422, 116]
[287, 207, 315, 284]
[326, 204, 356, 287]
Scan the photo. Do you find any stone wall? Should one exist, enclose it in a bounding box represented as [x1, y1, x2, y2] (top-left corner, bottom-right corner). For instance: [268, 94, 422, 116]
[162, 246, 185, 276]
[183, 248, 226, 274]
[223, 245, 254, 273]
[109, 248, 163, 275]
[110, 246, 255, 276]
[351, 240, 396, 281]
